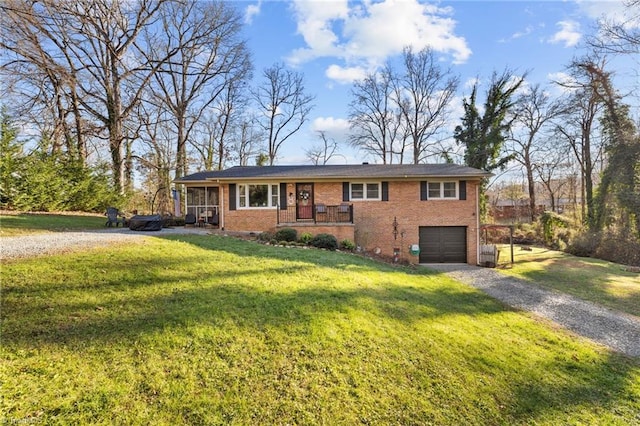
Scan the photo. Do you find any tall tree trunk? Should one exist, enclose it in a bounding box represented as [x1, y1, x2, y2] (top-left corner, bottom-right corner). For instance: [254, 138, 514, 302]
[526, 156, 536, 221]
[175, 112, 188, 179]
[583, 131, 595, 229]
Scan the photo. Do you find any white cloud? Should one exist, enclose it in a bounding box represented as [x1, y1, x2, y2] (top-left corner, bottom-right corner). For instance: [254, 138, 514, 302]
[548, 20, 581, 47]
[341, 0, 471, 64]
[325, 64, 367, 84]
[287, 0, 349, 66]
[576, 1, 631, 24]
[311, 116, 350, 135]
[502, 25, 534, 43]
[244, 1, 262, 25]
[287, 0, 471, 83]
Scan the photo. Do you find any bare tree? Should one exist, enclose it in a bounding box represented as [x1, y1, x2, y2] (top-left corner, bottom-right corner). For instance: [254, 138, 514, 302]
[133, 101, 175, 214]
[588, 0, 640, 55]
[394, 47, 459, 164]
[210, 81, 249, 171]
[1, 0, 87, 159]
[253, 63, 315, 165]
[236, 115, 264, 166]
[192, 82, 247, 172]
[533, 138, 573, 213]
[59, 0, 173, 193]
[509, 84, 567, 221]
[306, 131, 340, 165]
[1, 0, 176, 193]
[146, 0, 251, 179]
[348, 67, 405, 164]
[554, 56, 607, 227]
[574, 59, 640, 235]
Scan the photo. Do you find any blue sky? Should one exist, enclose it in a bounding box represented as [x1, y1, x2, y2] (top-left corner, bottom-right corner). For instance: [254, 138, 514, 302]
[239, 0, 638, 165]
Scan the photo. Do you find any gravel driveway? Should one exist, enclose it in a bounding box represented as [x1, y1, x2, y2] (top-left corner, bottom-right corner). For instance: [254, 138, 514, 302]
[0, 227, 209, 260]
[427, 264, 640, 358]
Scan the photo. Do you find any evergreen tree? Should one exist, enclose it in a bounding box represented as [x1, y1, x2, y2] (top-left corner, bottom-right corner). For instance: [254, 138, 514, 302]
[0, 112, 22, 207]
[454, 70, 525, 219]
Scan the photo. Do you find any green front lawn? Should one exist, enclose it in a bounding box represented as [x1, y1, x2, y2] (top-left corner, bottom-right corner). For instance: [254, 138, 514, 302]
[498, 245, 640, 318]
[2, 235, 638, 424]
[0, 213, 106, 237]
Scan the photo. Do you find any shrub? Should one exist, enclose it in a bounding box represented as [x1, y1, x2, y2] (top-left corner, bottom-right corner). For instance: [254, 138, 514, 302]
[567, 230, 640, 266]
[340, 239, 356, 250]
[540, 211, 570, 246]
[566, 232, 597, 257]
[164, 216, 185, 227]
[257, 231, 274, 242]
[299, 232, 313, 244]
[274, 227, 297, 242]
[310, 233, 338, 251]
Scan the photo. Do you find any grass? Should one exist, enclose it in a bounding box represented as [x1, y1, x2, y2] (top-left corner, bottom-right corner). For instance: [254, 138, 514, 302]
[497, 245, 640, 318]
[2, 234, 639, 425]
[0, 213, 106, 237]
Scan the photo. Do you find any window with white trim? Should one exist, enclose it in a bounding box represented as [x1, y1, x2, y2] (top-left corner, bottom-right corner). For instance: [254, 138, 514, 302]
[237, 184, 279, 208]
[350, 182, 380, 200]
[428, 181, 458, 199]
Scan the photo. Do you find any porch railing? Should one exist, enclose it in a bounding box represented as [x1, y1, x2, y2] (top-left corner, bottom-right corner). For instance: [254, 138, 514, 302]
[277, 204, 353, 224]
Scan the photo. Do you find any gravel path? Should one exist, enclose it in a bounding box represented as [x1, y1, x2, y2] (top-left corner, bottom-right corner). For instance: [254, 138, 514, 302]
[0, 227, 209, 260]
[427, 264, 640, 358]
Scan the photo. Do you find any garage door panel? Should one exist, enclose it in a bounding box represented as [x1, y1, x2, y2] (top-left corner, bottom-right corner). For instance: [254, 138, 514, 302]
[419, 226, 467, 263]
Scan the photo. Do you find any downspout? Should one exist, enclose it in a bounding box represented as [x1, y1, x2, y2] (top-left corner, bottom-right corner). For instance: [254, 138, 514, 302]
[219, 183, 224, 230]
[476, 182, 481, 266]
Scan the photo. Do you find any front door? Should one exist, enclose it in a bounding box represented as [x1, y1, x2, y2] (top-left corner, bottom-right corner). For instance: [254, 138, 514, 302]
[296, 183, 313, 220]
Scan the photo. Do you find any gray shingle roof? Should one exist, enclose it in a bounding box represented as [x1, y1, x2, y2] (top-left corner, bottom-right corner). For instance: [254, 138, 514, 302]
[174, 164, 491, 183]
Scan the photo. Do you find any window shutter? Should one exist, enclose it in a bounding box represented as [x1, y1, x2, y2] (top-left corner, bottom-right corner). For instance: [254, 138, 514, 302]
[342, 182, 350, 202]
[229, 183, 236, 211]
[420, 181, 428, 201]
[279, 183, 287, 209]
[381, 181, 389, 201]
[459, 180, 467, 200]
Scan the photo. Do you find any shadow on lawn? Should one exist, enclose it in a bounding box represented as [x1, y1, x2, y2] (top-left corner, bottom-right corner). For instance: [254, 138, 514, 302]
[3, 234, 639, 424]
[4, 271, 503, 347]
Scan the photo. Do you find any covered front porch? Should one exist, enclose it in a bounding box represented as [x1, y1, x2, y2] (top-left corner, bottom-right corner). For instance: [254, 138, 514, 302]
[277, 203, 353, 225]
[186, 186, 220, 227]
[276, 203, 355, 244]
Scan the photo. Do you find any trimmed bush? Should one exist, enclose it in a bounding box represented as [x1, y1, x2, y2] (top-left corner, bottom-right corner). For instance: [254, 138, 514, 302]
[310, 233, 338, 251]
[299, 232, 313, 244]
[257, 231, 274, 242]
[275, 227, 297, 242]
[340, 239, 356, 250]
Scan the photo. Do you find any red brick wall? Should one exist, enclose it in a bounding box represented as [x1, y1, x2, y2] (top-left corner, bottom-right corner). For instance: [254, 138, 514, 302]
[193, 181, 480, 264]
[349, 180, 480, 264]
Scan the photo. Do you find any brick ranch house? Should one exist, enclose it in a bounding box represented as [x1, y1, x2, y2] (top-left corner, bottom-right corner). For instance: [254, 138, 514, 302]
[174, 164, 491, 265]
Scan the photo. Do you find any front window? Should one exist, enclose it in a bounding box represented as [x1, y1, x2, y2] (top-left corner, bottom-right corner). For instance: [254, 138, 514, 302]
[428, 181, 458, 199]
[238, 184, 279, 208]
[351, 183, 364, 199]
[443, 182, 456, 198]
[350, 182, 380, 200]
